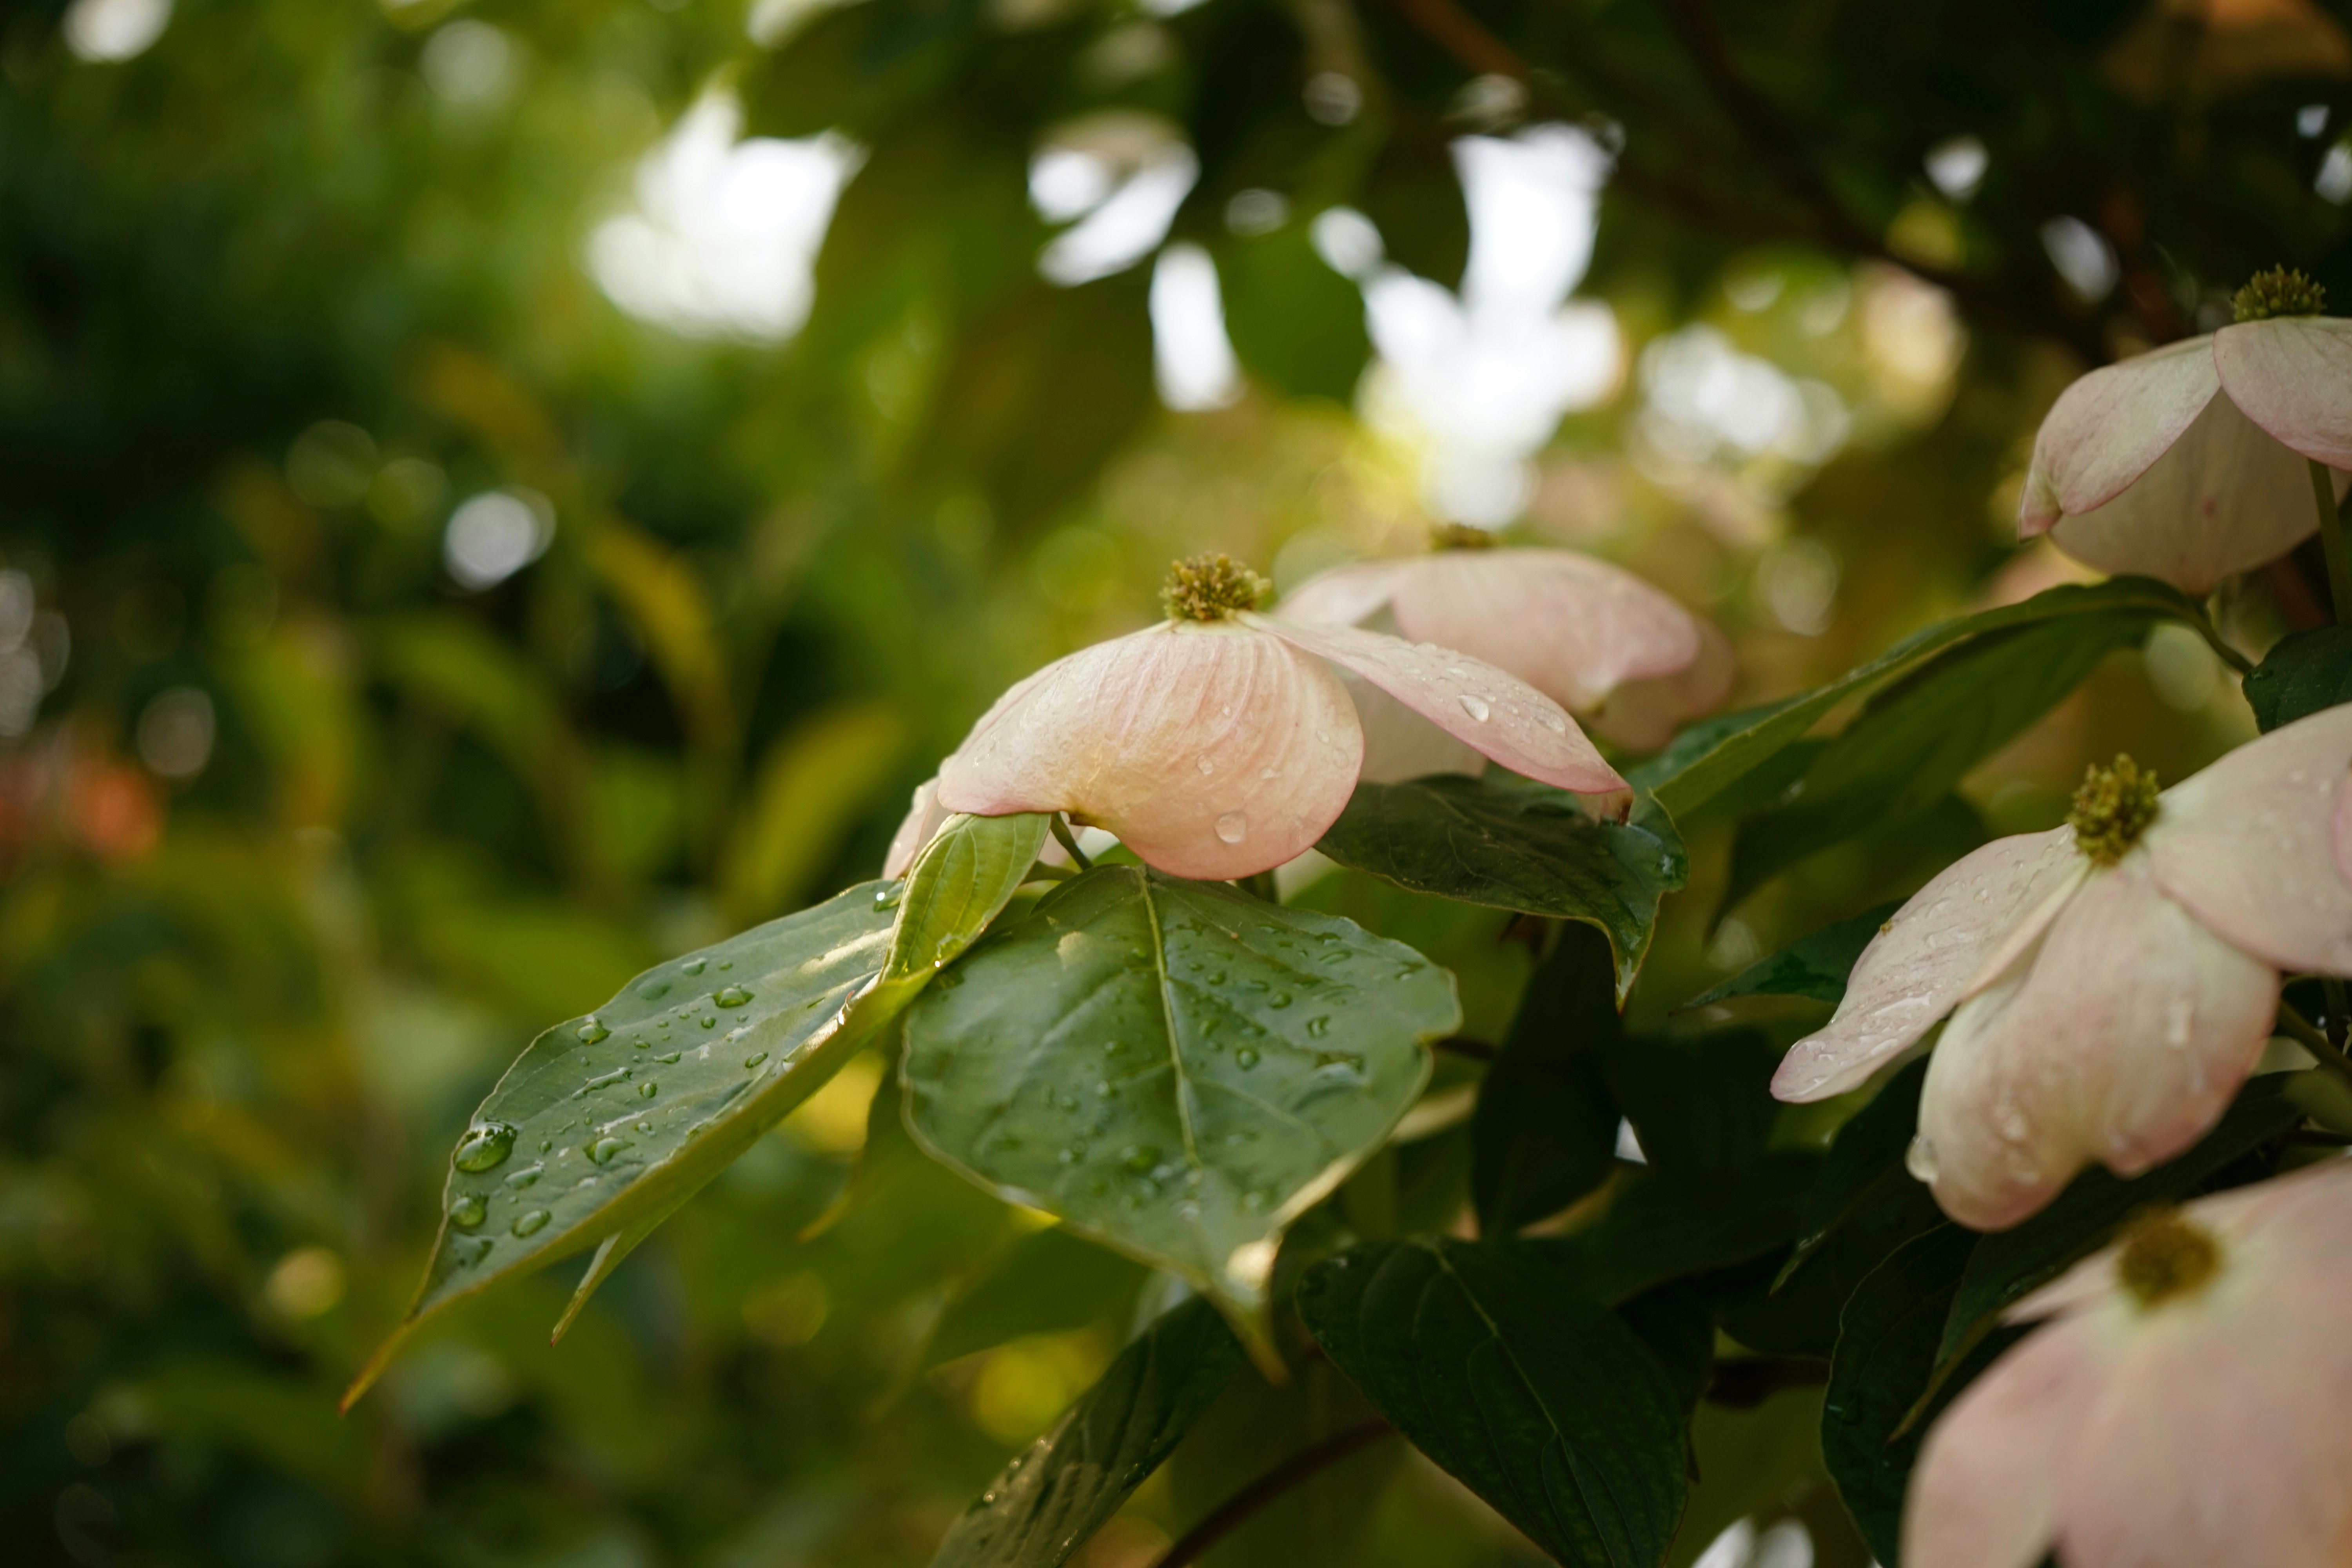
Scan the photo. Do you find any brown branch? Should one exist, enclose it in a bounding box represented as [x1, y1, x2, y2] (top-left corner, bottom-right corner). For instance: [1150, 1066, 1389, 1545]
[1152, 1418, 1397, 1568]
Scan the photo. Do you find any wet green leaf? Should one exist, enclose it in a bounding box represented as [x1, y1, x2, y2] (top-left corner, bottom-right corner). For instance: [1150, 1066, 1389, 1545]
[1314, 775, 1687, 1002]
[931, 1296, 1246, 1568]
[1647, 577, 2210, 820]
[345, 812, 1047, 1407]
[1299, 1238, 1689, 1567]
[2243, 622, 2352, 733]
[901, 866, 1457, 1360]
[1472, 923, 1621, 1236]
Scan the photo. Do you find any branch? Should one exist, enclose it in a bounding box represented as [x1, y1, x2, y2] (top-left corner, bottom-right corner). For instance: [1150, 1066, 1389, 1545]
[1153, 1418, 1396, 1568]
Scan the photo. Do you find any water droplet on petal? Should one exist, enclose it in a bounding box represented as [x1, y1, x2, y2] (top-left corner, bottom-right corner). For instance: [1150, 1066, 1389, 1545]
[1215, 812, 1248, 844]
[1537, 710, 1568, 735]
[449, 1194, 488, 1230]
[511, 1209, 551, 1238]
[452, 1122, 518, 1173]
[1458, 693, 1491, 722]
[1196, 755, 1215, 775]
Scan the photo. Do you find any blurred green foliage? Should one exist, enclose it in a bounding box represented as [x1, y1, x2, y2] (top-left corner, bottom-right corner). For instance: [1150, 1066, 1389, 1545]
[4, 0, 2346, 1563]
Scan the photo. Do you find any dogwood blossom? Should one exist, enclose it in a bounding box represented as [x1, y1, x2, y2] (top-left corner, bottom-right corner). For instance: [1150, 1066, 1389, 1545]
[886, 554, 1628, 882]
[1773, 704, 2352, 1230]
[1276, 536, 1733, 759]
[2020, 268, 2352, 594]
[1907, 1157, 2352, 1568]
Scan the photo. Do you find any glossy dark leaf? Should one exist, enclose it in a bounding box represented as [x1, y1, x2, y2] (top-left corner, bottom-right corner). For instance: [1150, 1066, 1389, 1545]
[1681, 902, 1902, 1011]
[1602, 1029, 1783, 1178]
[1544, 1154, 1820, 1308]
[1818, 1225, 1979, 1565]
[1472, 923, 1622, 1236]
[931, 1296, 1247, 1568]
[1647, 577, 2209, 820]
[1314, 775, 1687, 1001]
[902, 866, 1458, 1354]
[926, 1225, 1152, 1368]
[2243, 622, 2352, 733]
[346, 812, 1047, 1407]
[1299, 1238, 1688, 1567]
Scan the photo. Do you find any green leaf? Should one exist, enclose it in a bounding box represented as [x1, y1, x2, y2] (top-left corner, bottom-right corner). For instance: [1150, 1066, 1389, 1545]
[1298, 1238, 1689, 1567]
[1545, 1155, 1820, 1307]
[1646, 577, 2209, 820]
[1218, 224, 1373, 403]
[926, 1225, 1151, 1368]
[345, 812, 1047, 1408]
[2242, 622, 2352, 733]
[1933, 1073, 2301, 1366]
[1681, 902, 1902, 1011]
[1313, 775, 1688, 1001]
[1818, 1224, 1978, 1565]
[901, 866, 1458, 1360]
[930, 1296, 1246, 1568]
[1602, 1029, 1784, 1178]
[1722, 614, 2148, 907]
[1472, 924, 1622, 1235]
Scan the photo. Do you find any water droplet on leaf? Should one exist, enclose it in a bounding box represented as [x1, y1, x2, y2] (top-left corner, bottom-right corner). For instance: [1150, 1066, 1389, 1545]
[588, 1137, 632, 1165]
[715, 986, 753, 1008]
[449, 1194, 487, 1230]
[576, 1020, 610, 1045]
[511, 1209, 550, 1238]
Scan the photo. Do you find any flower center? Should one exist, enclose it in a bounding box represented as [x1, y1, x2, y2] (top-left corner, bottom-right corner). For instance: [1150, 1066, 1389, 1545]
[2067, 754, 2159, 865]
[2233, 267, 2327, 322]
[2116, 1207, 2223, 1310]
[1161, 553, 1270, 621]
[1430, 523, 1500, 551]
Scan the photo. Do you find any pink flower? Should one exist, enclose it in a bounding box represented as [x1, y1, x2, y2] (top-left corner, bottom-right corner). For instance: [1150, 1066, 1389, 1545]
[885, 555, 1628, 882]
[1773, 705, 2352, 1230]
[2020, 270, 2352, 595]
[1276, 541, 1733, 757]
[1906, 1157, 2352, 1568]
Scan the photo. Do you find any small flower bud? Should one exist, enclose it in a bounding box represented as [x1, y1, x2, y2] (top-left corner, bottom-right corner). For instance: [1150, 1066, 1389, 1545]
[1161, 554, 1271, 621]
[2233, 267, 2328, 322]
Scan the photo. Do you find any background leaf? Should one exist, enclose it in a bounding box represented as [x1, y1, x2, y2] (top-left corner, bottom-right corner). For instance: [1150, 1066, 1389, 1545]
[1681, 902, 1902, 1011]
[2242, 623, 2352, 733]
[1314, 775, 1688, 1000]
[902, 866, 1458, 1351]
[925, 1225, 1152, 1368]
[1299, 1238, 1689, 1568]
[1472, 923, 1622, 1236]
[930, 1296, 1246, 1568]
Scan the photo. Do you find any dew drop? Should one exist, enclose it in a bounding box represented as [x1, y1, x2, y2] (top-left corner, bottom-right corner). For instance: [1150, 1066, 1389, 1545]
[504, 1163, 544, 1189]
[744, 1050, 769, 1069]
[1537, 710, 1568, 735]
[588, 1136, 633, 1166]
[682, 957, 708, 976]
[874, 885, 904, 911]
[1457, 693, 1491, 722]
[1196, 755, 1215, 775]
[1215, 812, 1248, 844]
[1122, 1145, 1161, 1174]
[576, 1019, 610, 1045]
[511, 1209, 551, 1238]
[1269, 993, 1291, 1008]
[715, 985, 753, 1008]
[1235, 1047, 1260, 1069]
[452, 1122, 518, 1173]
[1306, 1016, 1330, 1038]
[639, 979, 671, 1001]
[700, 1014, 717, 1029]
[655, 1051, 681, 1065]
[449, 1194, 488, 1230]
[639, 1080, 658, 1099]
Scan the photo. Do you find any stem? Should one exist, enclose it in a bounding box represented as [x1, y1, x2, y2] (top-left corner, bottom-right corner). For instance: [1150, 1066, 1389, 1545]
[1152, 1418, 1394, 1568]
[1240, 870, 1279, 904]
[1049, 814, 1093, 872]
[2277, 1002, 2352, 1089]
[2308, 459, 2352, 624]
[2184, 603, 2256, 677]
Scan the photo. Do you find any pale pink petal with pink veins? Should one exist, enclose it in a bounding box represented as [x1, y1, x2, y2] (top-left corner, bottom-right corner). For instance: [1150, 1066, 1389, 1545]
[2148, 703, 2352, 974]
[1905, 1321, 2109, 1568]
[934, 621, 1363, 881]
[1771, 828, 2083, 1104]
[1915, 857, 2277, 1232]
[1242, 613, 1628, 803]
[2046, 389, 2321, 594]
[1273, 559, 1416, 631]
[1584, 617, 1737, 752]
[2020, 334, 2221, 535]
[1384, 549, 1702, 710]
[2214, 314, 2352, 469]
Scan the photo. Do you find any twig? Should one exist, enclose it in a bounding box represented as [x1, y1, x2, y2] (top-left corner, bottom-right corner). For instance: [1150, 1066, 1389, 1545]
[1049, 814, 1094, 872]
[2278, 1002, 2352, 1089]
[1152, 1418, 1396, 1568]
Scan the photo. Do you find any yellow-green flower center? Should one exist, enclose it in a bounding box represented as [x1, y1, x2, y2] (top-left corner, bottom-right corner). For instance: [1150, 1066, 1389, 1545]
[1430, 522, 1500, 551]
[2068, 754, 2160, 865]
[1161, 553, 1270, 621]
[2116, 1207, 2222, 1309]
[2233, 267, 2327, 322]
